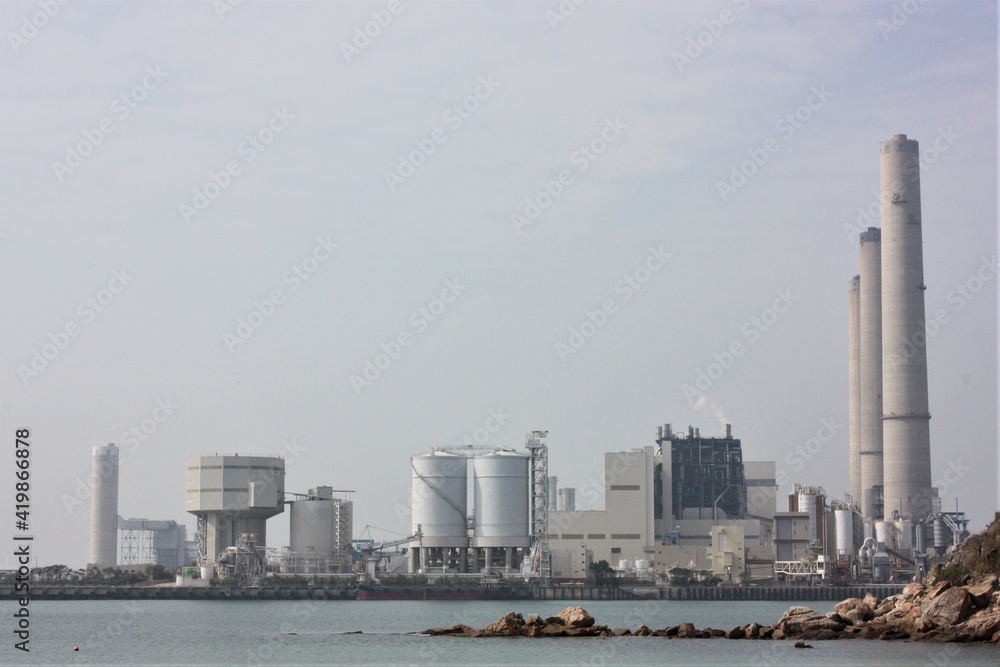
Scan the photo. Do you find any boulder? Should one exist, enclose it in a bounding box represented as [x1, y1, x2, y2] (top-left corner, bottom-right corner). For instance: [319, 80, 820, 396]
[957, 609, 1000, 641]
[661, 625, 679, 637]
[557, 606, 595, 629]
[874, 597, 898, 617]
[925, 580, 951, 600]
[676, 622, 697, 638]
[966, 575, 998, 606]
[611, 627, 631, 636]
[710, 628, 726, 638]
[725, 625, 746, 639]
[539, 624, 568, 637]
[424, 624, 473, 636]
[835, 598, 874, 625]
[862, 592, 880, 609]
[484, 612, 524, 636]
[798, 628, 841, 640]
[525, 613, 543, 627]
[744, 622, 761, 639]
[921, 587, 973, 628]
[544, 615, 565, 626]
[901, 582, 925, 600]
[634, 625, 654, 637]
[695, 629, 713, 638]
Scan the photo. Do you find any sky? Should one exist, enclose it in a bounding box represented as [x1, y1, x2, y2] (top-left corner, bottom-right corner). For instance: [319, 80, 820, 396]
[0, 0, 996, 569]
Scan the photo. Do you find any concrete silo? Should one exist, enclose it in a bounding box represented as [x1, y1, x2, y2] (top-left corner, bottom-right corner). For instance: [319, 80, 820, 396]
[879, 134, 933, 518]
[409, 452, 468, 572]
[89, 444, 119, 567]
[473, 451, 530, 572]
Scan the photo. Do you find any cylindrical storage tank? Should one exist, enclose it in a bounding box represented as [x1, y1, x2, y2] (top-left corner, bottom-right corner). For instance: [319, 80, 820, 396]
[798, 492, 817, 541]
[835, 510, 853, 556]
[875, 520, 890, 546]
[636, 559, 650, 575]
[411, 452, 468, 548]
[915, 522, 927, 552]
[290, 499, 336, 555]
[472, 452, 529, 548]
[933, 517, 947, 548]
[896, 520, 912, 551]
[618, 559, 631, 573]
[547, 476, 558, 511]
[873, 553, 890, 583]
[200, 566, 215, 580]
[558, 488, 576, 512]
[787, 492, 799, 512]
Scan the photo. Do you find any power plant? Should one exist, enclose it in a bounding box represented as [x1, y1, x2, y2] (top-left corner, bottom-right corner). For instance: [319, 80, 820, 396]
[76, 134, 976, 593]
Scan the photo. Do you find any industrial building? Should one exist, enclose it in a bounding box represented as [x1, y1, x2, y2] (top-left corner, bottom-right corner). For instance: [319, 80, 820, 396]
[279, 486, 354, 574]
[118, 518, 187, 570]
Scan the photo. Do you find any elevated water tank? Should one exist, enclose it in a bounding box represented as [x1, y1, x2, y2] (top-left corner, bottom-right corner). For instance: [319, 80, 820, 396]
[472, 451, 529, 548]
[411, 452, 467, 548]
[834, 509, 853, 556]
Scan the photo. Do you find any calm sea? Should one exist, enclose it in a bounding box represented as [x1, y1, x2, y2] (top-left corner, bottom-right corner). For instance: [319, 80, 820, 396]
[4, 599, 997, 666]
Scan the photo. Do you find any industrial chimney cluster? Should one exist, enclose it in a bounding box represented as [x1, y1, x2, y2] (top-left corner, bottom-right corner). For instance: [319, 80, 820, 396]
[848, 134, 936, 521]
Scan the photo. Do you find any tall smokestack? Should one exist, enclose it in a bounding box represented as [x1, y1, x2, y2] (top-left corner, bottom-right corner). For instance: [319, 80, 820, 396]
[859, 228, 884, 518]
[89, 443, 119, 566]
[880, 133, 933, 518]
[848, 275, 861, 504]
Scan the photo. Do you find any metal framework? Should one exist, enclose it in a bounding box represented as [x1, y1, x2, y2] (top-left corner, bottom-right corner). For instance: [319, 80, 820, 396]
[526, 430, 551, 583]
[119, 520, 155, 565]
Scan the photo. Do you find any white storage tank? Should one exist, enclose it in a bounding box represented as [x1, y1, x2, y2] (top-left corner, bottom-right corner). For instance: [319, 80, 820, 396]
[875, 520, 890, 546]
[834, 509, 854, 556]
[472, 451, 530, 548]
[896, 520, 912, 551]
[290, 497, 336, 555]
[411, 452, 468, 548]
[618, 559, 632, 573]
[635, 559, 650, 575]
[798, 491, 817, 541]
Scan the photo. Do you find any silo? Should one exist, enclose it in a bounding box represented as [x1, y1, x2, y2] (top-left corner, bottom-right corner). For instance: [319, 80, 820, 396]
[874, 520, 890, 546]
[859, 228, 884, 520]
[547, 476, 558, 511]
[89, 444, 120, 566]
[558, 487, 576, 512]
[797, 489, 817, 542]
[834, 509, 854, 557]
[880, 134, 933, 518]
[290, 497, 336, 555]
[411, 452, 467, 547]
[933, 516, 947, 549]
[896, 520, 912, 552]
[472, 451, 529, 548]
[848, 275, 862, 505]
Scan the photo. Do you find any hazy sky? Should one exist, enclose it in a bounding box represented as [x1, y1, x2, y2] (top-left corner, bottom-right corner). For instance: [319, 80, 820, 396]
[1, 0, 996, 569]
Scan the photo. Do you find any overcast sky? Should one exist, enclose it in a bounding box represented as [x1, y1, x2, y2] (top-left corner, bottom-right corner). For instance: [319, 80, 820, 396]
[1, 0, 996, 569]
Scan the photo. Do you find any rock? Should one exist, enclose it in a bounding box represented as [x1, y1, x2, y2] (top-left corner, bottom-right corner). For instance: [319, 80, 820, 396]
[958, 609, 1000, 641]
[922, 587, 973, 628]
[878, 629, 910, 641]
[926, 580, 951, 600]
[744, 622, 761, 639]
[484, 612, 524, 636]
[863, 592, 880, 609]
[902, 581, 925, 599]
[799, 628, 841, 640]
[424, 624, 474, 636]
[544, 615, 565, 626]
[835, 598, 874, 626]
[725, 625, 746, 639]
[966, 575, 998, 606]
[695, 629, 713, 638]
[771, 628, 785, 640]
[676, 622, 697, 638]
[758, 625, 773, 639]
[710, 628, 726, 638]
[557, 606, 595, 629]
[793, 639, 811, 648]
[662, 625, 679, 637]
[874, 597, 898, 617]
[634, 625, 654, 637]
[525, 613, 543, 627]
[539, 624, 568, 637]
[611, 627, 631, 636]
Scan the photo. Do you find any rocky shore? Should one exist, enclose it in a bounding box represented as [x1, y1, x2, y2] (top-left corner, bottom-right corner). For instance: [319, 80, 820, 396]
[425, 513, 1000, 643]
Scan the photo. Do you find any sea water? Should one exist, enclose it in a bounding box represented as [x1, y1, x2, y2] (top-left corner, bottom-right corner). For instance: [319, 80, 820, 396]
[4, 599, 997, 666]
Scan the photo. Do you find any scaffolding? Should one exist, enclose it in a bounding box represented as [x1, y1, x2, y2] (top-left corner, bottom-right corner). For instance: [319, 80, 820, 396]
[665, 427, 747, 520]
[526, 430, 551, 583]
